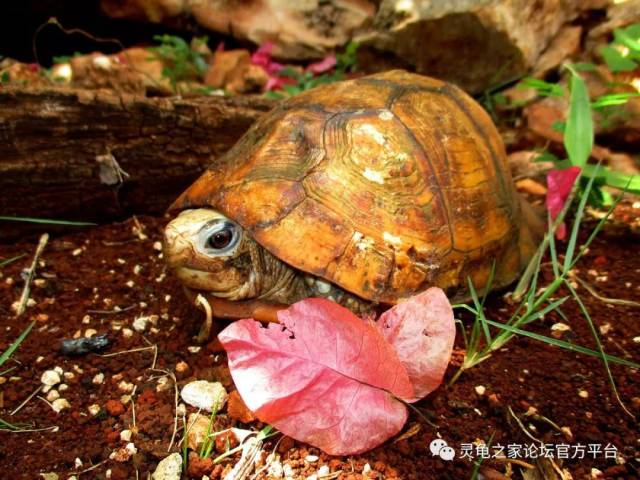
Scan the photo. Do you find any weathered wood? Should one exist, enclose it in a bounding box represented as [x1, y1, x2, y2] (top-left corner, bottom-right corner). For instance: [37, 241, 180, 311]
[0, 87, 274, 240]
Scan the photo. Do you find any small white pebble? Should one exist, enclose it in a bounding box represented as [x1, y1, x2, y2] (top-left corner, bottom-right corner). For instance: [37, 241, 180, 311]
[118, 380, 134, 393]
[156, 376, 171, 392]
[63, 372, 75, 380]
[36, 356, 44, 363]
[561, 426, 573, 440]
[88, 404, 101, 416]
[164, 294, 171, 302]
[72, 248, 83, 256]
[5, 277, 13, 285]
[120, 429, 132, 442]
[75, 458, 83, 468]
[122, 328, 134, 339]
[283, 464, 294, 478]
[155, 273, 166, 283]
[106, 469, 112, 479]
[551, 322, 571, 332]
[591, 468, 604, 479]
[599, 323, 612, 335]
[93, 373, 105, 385]
[51, 398, 71, 413]
[26, 298, 36, 308]
[633, 336, 640, 344]
[132, 316, 149, 333]
[579, 390, 589, 399]
[305, 455, 319, 463]
[117, 258, 126, 265]
[0, 377, 6, 385]
[84, 329, 98, 338]
[363, 463, 371, 475]
[46, 389, 60, 402]
[125, 280, 135, 288]
[58, 383, 69, 392]
[41, 370, 61, 386]
[475, 385, 486, 396]
[153, 241, 162, 251]
[175, 361, 189, 373]
[133, 265, 142, 275]
[73, 365, 83, 374]
[33, 278, 46, 287]
[317, 465, 330, 477]
[82, 315, 91, 324]
[187, 346, 201, 353]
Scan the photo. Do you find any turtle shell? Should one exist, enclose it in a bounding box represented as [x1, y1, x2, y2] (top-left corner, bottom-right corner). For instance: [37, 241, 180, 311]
[172, 70, 535, 303]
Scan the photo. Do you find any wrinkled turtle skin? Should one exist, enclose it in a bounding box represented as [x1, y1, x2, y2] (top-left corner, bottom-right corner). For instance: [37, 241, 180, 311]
[167, 70, 537, 315]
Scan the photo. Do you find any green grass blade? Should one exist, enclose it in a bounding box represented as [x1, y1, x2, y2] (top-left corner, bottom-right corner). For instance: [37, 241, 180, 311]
[467, 278, 492, 345]
[0, 254, 25, 268]
[521, 296, 570, 325]
[484, 319, 639, 369]
[0, 322, 34, 367]
[0, 216, 95, 226]
[564, 66, 593, 168]
[563, 280, 634, 417]
[563, 163, 600, 273]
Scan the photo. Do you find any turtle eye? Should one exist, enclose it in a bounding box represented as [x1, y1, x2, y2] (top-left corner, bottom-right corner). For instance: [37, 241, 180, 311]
[198, 220, 241, 256]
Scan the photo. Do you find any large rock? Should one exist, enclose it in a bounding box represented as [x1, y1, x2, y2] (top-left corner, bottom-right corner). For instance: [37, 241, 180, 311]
[356, 0, 610, 93]
[101, 0, 375, 60]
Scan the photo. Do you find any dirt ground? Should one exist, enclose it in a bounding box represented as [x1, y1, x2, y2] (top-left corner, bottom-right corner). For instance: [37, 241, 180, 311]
[0, 209, 638, 480]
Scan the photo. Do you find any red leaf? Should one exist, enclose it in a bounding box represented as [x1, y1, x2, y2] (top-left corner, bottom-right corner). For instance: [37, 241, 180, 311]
[377, 288, 456, 402]
[218, 298, 413, 455]
[306, 55, 337, 74]
[546, 166, 581, 240]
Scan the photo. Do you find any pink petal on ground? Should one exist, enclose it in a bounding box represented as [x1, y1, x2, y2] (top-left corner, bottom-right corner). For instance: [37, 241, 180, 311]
[218, 298, 413, 455]
[306, 55, 337, 74]
[377, 288, 455, 402]
[546, 166, 581, 240]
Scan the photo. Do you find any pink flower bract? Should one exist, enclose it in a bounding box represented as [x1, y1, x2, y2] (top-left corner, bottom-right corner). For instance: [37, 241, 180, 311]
[546, 166, 581, 240]
[219, 298, 413, 455]
[377, 288, 456, 402]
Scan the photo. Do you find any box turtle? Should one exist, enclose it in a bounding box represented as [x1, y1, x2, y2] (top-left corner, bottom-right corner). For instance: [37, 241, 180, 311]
[164, 70, 538, 328]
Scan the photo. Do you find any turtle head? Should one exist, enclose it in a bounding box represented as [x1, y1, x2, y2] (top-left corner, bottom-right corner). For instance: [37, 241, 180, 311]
[164, 209, 261, 300]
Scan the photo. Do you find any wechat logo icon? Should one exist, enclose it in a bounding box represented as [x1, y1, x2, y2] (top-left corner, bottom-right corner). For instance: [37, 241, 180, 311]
[430, 438, 455, 461]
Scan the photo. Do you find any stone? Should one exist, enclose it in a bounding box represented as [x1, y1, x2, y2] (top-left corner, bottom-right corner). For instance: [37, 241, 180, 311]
[186, 412, 215, 451]
[181, 380, 227, 412]
[152, 452, 183, 480]
[533, 25, 582, 78]
[51, 398, 71, 413]
[101, 0, 374, 61]
[187, 452, 214, 478]
[357, 0, 608, 93]
[204, 49, 267, 93]
[41, 369, 61, 386]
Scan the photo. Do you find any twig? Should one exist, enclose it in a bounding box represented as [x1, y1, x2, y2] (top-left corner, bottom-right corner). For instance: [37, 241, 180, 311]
[574, 275, 640, 308]
[10, 384, 43, 416]
[223, 436, 263, 480]
[15, 233, 48, 317]
[86, 305, 136, 314]
[507, 406, 541, 444]
[75, 459, 108, 475]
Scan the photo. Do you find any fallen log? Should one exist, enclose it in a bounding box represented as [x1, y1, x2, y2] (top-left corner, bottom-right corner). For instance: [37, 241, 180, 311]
[0, 87, 274, 240]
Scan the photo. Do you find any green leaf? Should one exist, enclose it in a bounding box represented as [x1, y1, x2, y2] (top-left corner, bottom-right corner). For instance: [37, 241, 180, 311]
[0, 322, 34, 368]
[517, 77, 565, 97]
[564, 67, 593, 168]
[613, 28, 640, 53]
[0, 254, 25, 268]
[0, 216, 95, 226]
[599, 46, 637, 72]
[582, 164, 640, 194]
[591, 92, 640, 109]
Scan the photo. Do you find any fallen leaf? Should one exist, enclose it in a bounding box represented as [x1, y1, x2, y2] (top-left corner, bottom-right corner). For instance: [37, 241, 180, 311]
[377, 288, 455, 401]
[218, 298, 413, 455]
[546, 166, 581, 240]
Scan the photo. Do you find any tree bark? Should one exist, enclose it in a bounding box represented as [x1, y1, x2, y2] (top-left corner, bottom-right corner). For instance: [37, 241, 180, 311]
[0, 87, 274, 240]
